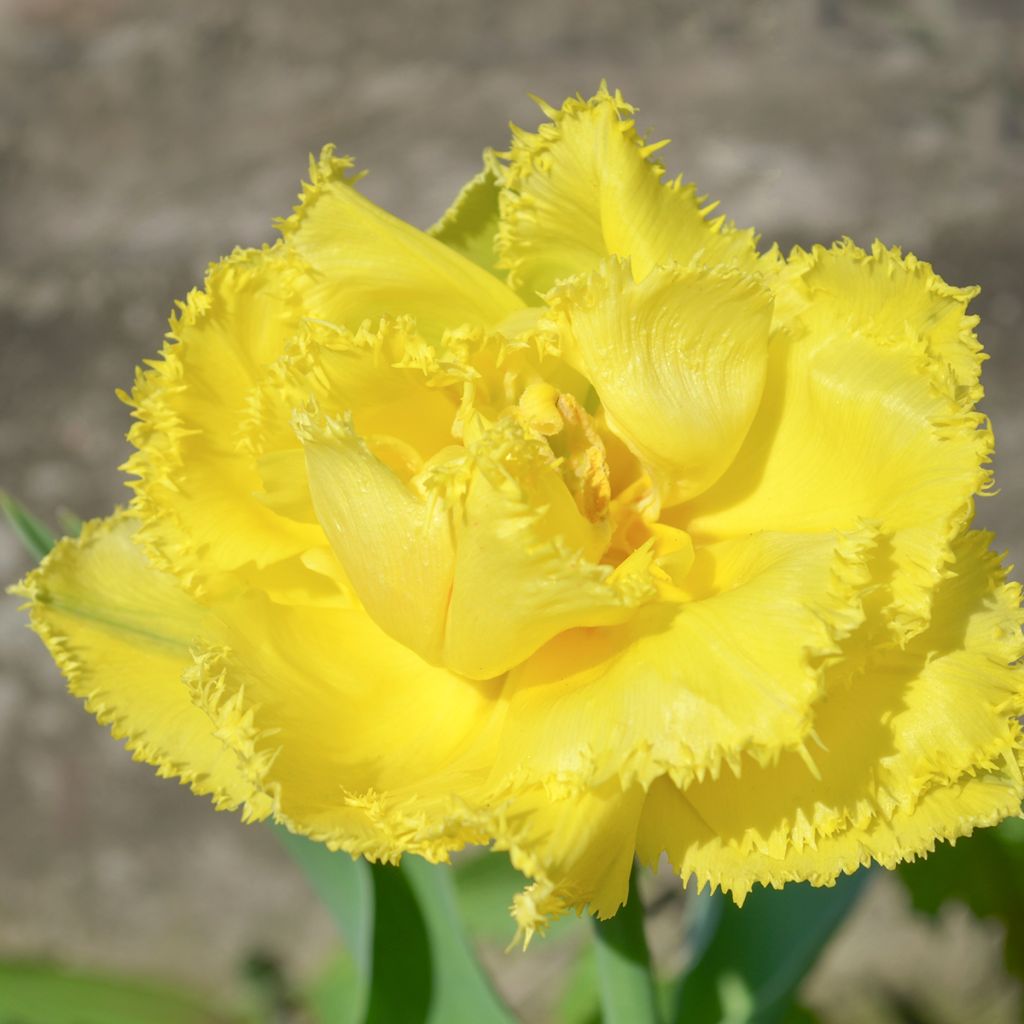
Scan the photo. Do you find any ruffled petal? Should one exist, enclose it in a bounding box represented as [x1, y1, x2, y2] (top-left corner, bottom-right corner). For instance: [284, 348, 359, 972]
[682, 240, 992, 640]
[787, 239, 983, 394]
[550, 259, 773, 506]
[639, 771, 1021, 903]
[183, 591, 501, 861]
[496, 86, 758, 298]
[181, 586, 648, 939]
[499, 779, 646, 946]
[427, 159, 503, 275]
[636, 531, 1024, 901]
[492, 527, 876, 793]
[121, 245, 325, 596]
[278, 146, 523, 336]
[12, 514, 259, 815]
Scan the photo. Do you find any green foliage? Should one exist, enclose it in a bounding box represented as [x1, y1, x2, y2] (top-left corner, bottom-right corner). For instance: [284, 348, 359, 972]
[592, 867, 662, 1023]
[364, 864, 433, 1023]
[673, 871, 870, 1024]
[0, 962, 239, 1024]
[899, 818, 1024, 981]
[402, 856, 515, 1023]
[276, 829, 512, 1023]
[303, 953, 362, 1024]
[556, 945, 601, 1024]
[0, 493, 56, 562]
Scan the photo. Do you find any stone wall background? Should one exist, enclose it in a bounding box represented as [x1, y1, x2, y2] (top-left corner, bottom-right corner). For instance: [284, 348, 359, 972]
[1, 1, 1022, 1020]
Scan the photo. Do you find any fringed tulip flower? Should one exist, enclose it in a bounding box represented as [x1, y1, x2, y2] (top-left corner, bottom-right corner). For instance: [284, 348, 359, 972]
[16, 86, 1024, 943]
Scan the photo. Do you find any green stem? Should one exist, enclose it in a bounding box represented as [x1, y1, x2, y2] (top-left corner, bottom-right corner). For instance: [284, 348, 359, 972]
[592, 863, 662, 1024]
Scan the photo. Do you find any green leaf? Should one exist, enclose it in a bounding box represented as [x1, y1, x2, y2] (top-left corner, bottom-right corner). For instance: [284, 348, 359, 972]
[304, 952, 363, 1024]
[273, 826, 372, 970]
[403, 856, 515, 1024]
[451, 849, 525, 942]
[364, 863, 433, 1024]
[556, 943, 601, 1024]
[427, 166, 501, 274]
[273, 826, 372, 1020]
[781, 1005, 823, 1024]
[56, 506, 84, 537]
[673, 870, 870, 1024]
[276, 828, 513, 1024]
[591, 865, 662, 1024]
[0, 961, 239, 1024]
[1, 492, 57, 561]
[899, 818, 1024, 982]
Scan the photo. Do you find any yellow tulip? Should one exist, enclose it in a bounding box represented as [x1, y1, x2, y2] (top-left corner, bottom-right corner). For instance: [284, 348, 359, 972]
[15, 86, 1023, 944]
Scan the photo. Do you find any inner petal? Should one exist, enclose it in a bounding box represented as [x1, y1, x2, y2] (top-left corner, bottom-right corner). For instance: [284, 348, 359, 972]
[550, 258, 773, 509]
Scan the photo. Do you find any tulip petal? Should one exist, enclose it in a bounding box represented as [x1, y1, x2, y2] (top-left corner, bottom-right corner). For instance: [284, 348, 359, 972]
[184, 592, 502, 861]
[496, 86, 758, 297]
[437, 418, 658, 680]
[494, 527, 876, 792]
[13, 514, 260, 816]
[298, 411, 455, 665]
[279, 146, 523, 336]
[636, 531, 1024, 900]
[245, 316, 462, 527]
[121, 245, 325, 596]
[498, 779, 647, 945]
[550, 259, 773, 506]
[641, 771, 1022, 904]
[682, 241, 992, 640]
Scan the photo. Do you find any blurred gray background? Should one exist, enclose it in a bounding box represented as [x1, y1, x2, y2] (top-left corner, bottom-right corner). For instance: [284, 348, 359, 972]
[1, 1, 1022, 1020]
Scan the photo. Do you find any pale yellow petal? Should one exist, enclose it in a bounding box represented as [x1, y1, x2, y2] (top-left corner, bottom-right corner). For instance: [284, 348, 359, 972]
[499, 779, 647, 945]
[241, 317, 462, 528]
[496, 86, 758, 297]
[492, 528, 875, 792]
[12, 514, 258, 815]
[681, 240, 991, 640]
[792, 239, 983, 395]
[636, 531, 1024, 900]
[121, 245, 325, 596]
[550, 258, 773, 506]
[278, 146, 523, 336]
[639, 772, 1021, 903]
[183, 591, 502, 861]
[298, 411, 455, 665]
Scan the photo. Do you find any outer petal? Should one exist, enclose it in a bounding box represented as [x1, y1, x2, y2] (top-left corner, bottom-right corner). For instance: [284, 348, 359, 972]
[789, 239, 983, 393]
[496, 86, 758, 297]
[551, 259, 773, 506]
[492, 527, 876, 793]
[640, 772, 1021, 903]
[182, 587, 648, 940]
[183, 592, 502, 862]
[278, 146, 523, 336]
[636, 531, 1024, 900]
[121, 244, 326, 596]
[498, 779, 647, 946]
[681, 241, 992, 640]
[12, 514, 261, 816]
